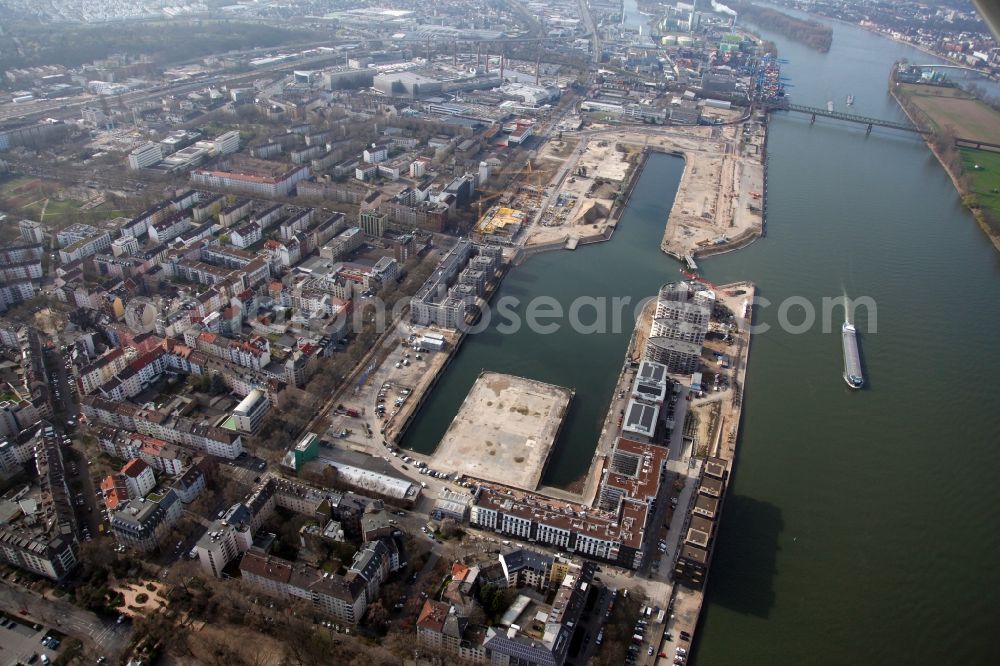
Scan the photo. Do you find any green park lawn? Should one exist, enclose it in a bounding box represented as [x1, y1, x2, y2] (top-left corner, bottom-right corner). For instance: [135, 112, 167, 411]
[960, 148, 1000, 224]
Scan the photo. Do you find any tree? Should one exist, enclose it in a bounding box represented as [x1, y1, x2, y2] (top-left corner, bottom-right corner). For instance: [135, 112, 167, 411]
[365, 600, 390, 633]
[281, 618, 348, 666]
[476, 584, 514, 622]
[190, 372, 228, 395]
[438, 517, 462, 540]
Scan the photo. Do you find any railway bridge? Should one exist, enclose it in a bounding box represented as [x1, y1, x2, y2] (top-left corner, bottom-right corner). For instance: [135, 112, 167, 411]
[770, 103, 1000, 152]
[781, 103, 930, 135]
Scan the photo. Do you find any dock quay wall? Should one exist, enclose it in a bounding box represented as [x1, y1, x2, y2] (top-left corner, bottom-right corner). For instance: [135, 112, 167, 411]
[391, 263, 510, 446]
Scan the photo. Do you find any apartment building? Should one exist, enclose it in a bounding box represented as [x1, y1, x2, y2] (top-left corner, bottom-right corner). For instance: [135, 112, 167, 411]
[0, 426, 80, 580]
[410, 241, 501, 329]
[359, 209, 387, 237]
[230, 221, 262, 249]
[673, 457, 729, 590]
[379, 197, 449, 233]
[0, 242, 43, 265]
[309, 212, 347, 247]
[214, 130, 241, 155]
[196, 503, 255, 578]
[191, 164, 310, 197]
[110, 488, 182, 552]
[231, 389, 270, 434]
[184, 327, 271, 371]
[197, 475, 371, 578]
[92, 431, 189, 476]
[291, 145, 325, 164]
[219, 199, 253, 227]
[111, 235, 141, 257]
[297, 180, 372, 205]
[0, 281, 37, 311]
[192, 193, 225, 222]
[240, 551, 369, 624]
[81, 395, 244, 459]
[0, 398, 42, 442]
[78, 348, 131, 394]
[417, 550, 591, 666]
[18, 220, 44, 244]
[416, 601, 488, 664]
[94, 347, 169, 401]
[482, 562, 595, 666]
[499, 548, 557, 591]
[252, 203, 285, 231]
[172, 465, 207, 504]
[251, 142, 283, 159]
[278, 208, 316, 240]
[471, 438, 666, 571]
[318, 226, 363, 261]
[58, 231, 111, 263]
[148, 211, 193, 244]
[57, 224, 98, 247]
[0, 260, 43, 282]
[120, 458, 156, 499]
[0, 423, 38, 471]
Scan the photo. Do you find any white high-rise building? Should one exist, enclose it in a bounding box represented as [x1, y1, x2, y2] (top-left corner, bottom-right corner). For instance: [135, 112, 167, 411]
[645, 281, 714, 374]
[128, 142, 162, 170]
[19, 219, 44, 244]
[214, 131, 241, 155]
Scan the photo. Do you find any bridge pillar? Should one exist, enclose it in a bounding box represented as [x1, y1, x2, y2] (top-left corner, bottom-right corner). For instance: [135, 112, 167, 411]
[810, 113, 816, 124]
[866, 123, 872, 135]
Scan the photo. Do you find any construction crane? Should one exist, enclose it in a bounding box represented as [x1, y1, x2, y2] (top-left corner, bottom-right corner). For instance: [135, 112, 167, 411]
[523, 158, 547, 191]
[475, 191, 504, 226]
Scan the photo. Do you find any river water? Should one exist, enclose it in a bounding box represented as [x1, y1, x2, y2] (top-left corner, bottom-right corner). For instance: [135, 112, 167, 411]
[696, 17, 1000, 666]
[622, 0, 646, 31]
[403, 13, 1000, 666]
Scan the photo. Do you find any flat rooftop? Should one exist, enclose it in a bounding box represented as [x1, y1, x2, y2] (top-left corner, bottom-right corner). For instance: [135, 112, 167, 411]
[432, 372, 573, 491]
[623, 399, 659, 439]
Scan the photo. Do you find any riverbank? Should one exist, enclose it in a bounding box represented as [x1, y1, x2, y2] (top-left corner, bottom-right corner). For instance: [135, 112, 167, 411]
[788, 7, 998, 82]
[889, 84, 1000, 252]
[735, 2, 832, 52]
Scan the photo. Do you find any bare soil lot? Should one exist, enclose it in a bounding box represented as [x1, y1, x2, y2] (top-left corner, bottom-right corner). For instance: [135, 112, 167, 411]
[898, 84, 1000, 144]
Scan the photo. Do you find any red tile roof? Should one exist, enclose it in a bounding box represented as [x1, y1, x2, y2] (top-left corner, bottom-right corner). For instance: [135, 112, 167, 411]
[416, 599, 449, 633]
[121, 458, 149, 478]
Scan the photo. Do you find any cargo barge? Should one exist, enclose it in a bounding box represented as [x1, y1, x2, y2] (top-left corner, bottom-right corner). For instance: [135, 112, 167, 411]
[842, 321, 864, 389]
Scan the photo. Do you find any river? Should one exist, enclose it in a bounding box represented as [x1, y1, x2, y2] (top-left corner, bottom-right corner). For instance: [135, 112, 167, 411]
[696, 15, 1000, 666]
[622, 0, 647, 32]
[403, 12, 1000, 666]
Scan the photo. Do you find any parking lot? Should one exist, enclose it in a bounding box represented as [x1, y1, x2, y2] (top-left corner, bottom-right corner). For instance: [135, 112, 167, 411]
[0, 614, 63, 666]
[330, 327, 458, 453]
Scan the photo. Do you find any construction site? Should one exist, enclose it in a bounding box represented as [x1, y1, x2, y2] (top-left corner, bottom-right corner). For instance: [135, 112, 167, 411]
[492, 108, 767, 259]
[431, 372, 573, 492]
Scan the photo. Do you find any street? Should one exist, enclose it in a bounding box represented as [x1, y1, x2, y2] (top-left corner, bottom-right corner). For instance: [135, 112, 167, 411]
[0, 582, 130, 658]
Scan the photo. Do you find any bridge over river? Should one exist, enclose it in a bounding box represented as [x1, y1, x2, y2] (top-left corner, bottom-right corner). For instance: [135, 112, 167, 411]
[772, 103, 1000, 151]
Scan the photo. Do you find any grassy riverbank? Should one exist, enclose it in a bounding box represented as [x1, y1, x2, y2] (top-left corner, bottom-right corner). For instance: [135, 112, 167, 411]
[960, 149, 1000, 227]
[891, 82, 1000, 249]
